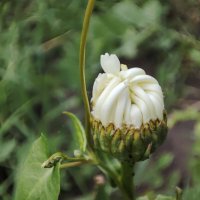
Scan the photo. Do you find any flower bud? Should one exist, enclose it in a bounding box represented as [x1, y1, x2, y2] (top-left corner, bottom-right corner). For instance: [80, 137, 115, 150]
[90, 53, 168, 163]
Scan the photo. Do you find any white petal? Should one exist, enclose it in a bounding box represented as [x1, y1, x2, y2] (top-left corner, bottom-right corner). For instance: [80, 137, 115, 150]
[92, 73, 109, 102]
[100, 53, 120, 74]
[124, 98, 132, 125]
[130, 104, 142, 128]
[93, 77, 120, 119]
[114, 88, 129, 128]
[141, 83, 163, 96]
[148, 93, 164, 120]
[147, 91, 164, 109]
[132, 95, 151, 123]
[130, 75, 158, 84]
[120, 68, 145, 80]
[100, 82, 127, 126]
[131, 85, 156, 120]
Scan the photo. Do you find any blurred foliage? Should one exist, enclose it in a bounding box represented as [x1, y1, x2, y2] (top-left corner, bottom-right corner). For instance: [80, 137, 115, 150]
[0, 0, 200, 199]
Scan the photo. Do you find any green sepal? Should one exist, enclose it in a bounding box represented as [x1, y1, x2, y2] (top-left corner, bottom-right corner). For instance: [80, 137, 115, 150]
[99, 127, 110, 152]
[90, 113, 168, 164]
[132, 131, 145, 161]
[125, 130, 133, 151]
[142, 143, 153, 160]
[118, 140, 126, 154]
[111, 130, 121, 154]
[92, 121, 100, 148]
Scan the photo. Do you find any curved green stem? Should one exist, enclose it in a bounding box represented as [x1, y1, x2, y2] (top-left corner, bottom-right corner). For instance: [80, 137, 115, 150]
[79, 0, 95, 148]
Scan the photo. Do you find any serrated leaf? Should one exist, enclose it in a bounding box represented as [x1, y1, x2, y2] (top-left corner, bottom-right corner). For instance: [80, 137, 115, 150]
[63, 111, 86, 152]
[14, 135, 60, 200]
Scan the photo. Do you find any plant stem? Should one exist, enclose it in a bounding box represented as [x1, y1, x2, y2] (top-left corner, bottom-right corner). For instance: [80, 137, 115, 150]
[96, 154, 135, 200]
[60, 160, 94, 169]
[120, 162, 135, 200]
[79, 0, 95, 149]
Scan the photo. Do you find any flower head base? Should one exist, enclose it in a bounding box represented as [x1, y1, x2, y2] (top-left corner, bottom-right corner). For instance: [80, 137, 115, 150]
[90, 53, 168, 163]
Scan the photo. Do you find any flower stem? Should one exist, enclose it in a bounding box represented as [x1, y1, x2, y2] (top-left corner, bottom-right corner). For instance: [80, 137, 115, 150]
[79, 0, 95, 149]
[120, 162, 135, 200]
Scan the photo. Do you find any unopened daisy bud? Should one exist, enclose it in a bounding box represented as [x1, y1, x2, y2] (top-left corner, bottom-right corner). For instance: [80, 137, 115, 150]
[90, 53, 168, 163]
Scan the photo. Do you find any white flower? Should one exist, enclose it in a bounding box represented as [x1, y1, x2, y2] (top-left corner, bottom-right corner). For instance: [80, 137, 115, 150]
[91, 53, 165, 129]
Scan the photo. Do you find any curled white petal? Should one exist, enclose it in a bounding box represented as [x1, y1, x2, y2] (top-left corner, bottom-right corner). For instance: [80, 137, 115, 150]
[148, 93, 163, 120]
[131, 85, 156, 120]
[131, 95, 151, 124]
[100, 82, 127, 126]
[130, 75, 158, 84]
[130, 104, 142, 128]
[93, 77, 120, 119]
[91, 54, 165, 129]
[120, 68, 145, 80]
[124, 97, 132, 125]
[147, 91, 164, 109]
[92, 73, 109, 103]
[142, 84, 163, 97]
[114, 88, 129, 128]
[100, 53, 120, 74]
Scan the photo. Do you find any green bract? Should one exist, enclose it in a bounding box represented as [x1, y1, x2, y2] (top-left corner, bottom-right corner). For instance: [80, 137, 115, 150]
[91, 112, 167, 163]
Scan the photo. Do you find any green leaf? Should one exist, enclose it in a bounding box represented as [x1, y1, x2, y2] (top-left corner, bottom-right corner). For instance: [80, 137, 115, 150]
[0, 139, 16, 162]
[157, 153, 174, 169]
[155, 195, 174, 200]
[189, 49, 200, 65]
[63, 111, 86, 152]
[14, 135, 60, 200]
[137, 196, 149, 200]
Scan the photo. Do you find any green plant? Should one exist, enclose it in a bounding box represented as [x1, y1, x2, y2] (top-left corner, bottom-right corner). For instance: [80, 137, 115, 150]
[13, 1, 183, 199]
[1, 0, 200, 199]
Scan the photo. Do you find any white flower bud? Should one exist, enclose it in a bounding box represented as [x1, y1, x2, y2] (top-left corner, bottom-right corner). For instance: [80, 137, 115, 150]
[91, 53, 165, 129]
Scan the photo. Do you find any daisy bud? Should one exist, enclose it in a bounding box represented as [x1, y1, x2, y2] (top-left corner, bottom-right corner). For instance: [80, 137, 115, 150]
[90, 53, 168, 163]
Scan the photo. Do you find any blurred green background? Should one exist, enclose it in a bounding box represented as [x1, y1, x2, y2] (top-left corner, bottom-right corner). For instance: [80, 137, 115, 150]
[0, 0, 200, 199]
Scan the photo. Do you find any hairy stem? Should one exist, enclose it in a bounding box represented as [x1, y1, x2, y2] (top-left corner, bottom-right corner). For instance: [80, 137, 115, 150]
[79, 0, 95, 148]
